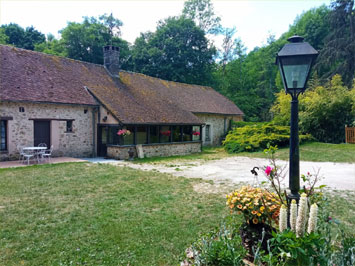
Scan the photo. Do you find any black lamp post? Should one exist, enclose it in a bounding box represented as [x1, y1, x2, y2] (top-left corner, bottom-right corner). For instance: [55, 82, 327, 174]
[276, 35, 318, 201]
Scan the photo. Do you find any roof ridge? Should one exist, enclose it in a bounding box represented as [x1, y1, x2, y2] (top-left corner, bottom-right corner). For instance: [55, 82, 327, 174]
[0, 44, 105, 69]
[119, 70, 213, 90]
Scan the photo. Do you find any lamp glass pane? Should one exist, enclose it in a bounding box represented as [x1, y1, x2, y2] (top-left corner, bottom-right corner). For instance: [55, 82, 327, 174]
[280, 56, 312, 89]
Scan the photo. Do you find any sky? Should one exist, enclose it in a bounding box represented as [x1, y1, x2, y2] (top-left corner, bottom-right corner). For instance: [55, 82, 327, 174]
[0, 0, 331, 52]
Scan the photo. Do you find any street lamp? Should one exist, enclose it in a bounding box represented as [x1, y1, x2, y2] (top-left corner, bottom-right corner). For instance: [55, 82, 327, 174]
[276, 35, 318, 202]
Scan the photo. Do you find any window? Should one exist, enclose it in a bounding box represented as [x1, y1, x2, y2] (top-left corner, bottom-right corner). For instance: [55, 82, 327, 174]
[66, 120, 73, 132]
[150, 126, 159, 143]
[192, 126, 201, 141]
[107, 126, 119, 145]
[137, 126, 147, 144]
[19, 107, 25, 112]
[172, 126, 182, 142]
[160, 126, 171, 143]
[205, 125, 211, 142]
[183, 126, 192, 141]
[122, 126, 134, 145]
[0, 120, 7, 151]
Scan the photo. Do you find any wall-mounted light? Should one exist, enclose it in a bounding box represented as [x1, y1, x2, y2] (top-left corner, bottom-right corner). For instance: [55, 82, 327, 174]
[103, 116, 108, 122]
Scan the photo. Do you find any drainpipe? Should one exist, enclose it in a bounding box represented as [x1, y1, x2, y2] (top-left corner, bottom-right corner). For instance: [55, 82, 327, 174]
[92, 107, 98, 157]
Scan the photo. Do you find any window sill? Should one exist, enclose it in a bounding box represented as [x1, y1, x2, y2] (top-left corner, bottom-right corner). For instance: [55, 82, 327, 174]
[0, 150, 8, 154]
[65, 131, 74, 134]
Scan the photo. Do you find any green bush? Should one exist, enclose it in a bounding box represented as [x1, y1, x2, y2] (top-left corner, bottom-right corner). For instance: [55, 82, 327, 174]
[231, 121, 268, 129]
[223, 123, 313, 153]
[181, 218, 246, 266]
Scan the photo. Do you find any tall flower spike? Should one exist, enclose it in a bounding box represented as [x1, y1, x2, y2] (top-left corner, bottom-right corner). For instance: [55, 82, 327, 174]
[296, 193, 308, 237]
[290, 199, 297, 232]
[307, 203, 318, 234]
[279, 204, 287, 232]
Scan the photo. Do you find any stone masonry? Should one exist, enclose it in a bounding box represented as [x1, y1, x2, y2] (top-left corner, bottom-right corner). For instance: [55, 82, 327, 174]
[107, 142, 201, 160]
[0, 101, 96, 160]
[195, 113, 243, 146]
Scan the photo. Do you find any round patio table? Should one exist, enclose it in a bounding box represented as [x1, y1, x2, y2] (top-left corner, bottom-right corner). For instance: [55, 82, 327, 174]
[22, 147, 47, 164]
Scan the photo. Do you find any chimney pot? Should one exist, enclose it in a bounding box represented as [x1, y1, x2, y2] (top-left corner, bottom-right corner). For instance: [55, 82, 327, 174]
[103, 45, 120, 77]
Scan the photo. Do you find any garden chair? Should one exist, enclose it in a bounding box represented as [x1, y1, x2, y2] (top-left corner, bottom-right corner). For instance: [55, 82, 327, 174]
[41, 145, 53, 163]
[37, 143, 47, 162]
[17, 145, 26, 163]
[22, 149, 34, 165]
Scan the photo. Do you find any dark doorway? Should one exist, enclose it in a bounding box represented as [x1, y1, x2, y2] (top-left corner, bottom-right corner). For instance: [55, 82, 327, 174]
[34, 120, 50, 147]
[97, 126, 108, 157]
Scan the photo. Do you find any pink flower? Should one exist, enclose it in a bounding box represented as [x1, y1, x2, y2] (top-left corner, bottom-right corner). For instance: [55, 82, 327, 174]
[265, 166, 273, 176]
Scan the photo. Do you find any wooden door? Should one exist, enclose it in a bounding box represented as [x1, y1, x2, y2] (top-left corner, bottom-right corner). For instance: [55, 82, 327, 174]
[97, 126, 108, 157]
[34, 120, 50, 147]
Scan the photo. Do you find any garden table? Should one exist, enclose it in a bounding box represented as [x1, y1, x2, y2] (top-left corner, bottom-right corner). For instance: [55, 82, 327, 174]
[22, 147, 47, 164]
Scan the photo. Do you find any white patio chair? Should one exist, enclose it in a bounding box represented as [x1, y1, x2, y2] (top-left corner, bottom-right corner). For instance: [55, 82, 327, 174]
[22, 149, 34, 165]
[37, 143, 47, 162]
[41, 145, 53, 163]
[17, 145, 26, 163]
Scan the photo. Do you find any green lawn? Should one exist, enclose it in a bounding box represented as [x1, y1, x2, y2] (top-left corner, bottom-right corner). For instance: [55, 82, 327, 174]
[0, 162, 353, 265]
[0, 163, 230, 265]
[136, 142, 355, 164]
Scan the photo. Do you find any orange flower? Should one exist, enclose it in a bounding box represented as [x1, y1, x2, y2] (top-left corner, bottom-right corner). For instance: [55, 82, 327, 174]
[252, 218, 259, 224]
[252, 210, 257, 215]
[237, 204, 243, 209]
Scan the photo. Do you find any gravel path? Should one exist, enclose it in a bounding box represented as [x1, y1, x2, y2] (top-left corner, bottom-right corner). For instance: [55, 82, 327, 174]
[112, 157, 355, 191]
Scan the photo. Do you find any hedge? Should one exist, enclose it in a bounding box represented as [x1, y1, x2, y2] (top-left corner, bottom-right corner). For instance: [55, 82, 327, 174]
[223, 123, 313, 153]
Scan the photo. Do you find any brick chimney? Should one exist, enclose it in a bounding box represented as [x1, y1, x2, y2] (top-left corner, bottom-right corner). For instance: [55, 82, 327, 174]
[103, 45, 120, 77]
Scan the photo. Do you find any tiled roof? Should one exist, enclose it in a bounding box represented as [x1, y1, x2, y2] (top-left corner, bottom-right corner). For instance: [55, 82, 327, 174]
[0, 45, 102, 106]
[0, 45, 243, 125]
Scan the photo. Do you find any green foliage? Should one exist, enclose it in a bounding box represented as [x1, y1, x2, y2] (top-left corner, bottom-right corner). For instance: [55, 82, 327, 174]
[60, 15, 130, 65]
[223, 124, 313, 153]
[182, 218, 246, 266]
[262, 230, 327, 266]
[34, 34, 67, 57]
[130, 16, 216, 85]
[182, 0, 222, 34]
[231, 121, 267, 128]
[0, 23, 45, 50]
[316, 0, 355, 87]
[272, 74, 355, 143]
[0, 27, 9, 44]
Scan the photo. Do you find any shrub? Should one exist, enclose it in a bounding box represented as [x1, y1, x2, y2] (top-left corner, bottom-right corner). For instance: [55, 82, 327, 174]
[223, 123, 313, 153]
[181, 219, 246, 266]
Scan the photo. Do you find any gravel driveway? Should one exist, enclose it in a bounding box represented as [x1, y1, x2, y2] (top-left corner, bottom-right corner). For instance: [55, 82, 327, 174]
[113, 157, 355, 191]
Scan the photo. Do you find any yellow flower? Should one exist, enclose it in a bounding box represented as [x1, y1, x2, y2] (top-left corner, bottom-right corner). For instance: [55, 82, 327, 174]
[257, 213, 261, 216]
[260, 206, 265, 212]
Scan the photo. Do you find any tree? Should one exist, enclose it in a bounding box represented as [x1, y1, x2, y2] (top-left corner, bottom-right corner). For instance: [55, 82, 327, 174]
[219, 27, 245, 71]
[272, 75, 355, 143]
[130, 16, 216, 85]
[59, 15, 129, 65]
[182, 0, 222, 34]
[0, 23, 45, 50]
[34, 34, 67, 57]
[0, 28, 9, 44]
[316, 0, 355, 87]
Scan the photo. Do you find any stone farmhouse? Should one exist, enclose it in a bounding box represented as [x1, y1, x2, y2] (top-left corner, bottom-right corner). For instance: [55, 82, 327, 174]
[0, 44, 243, 160]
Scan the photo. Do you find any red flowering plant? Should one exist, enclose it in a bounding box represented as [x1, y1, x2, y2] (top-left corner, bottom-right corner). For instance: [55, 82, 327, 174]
[117, 129, 131, 137]
[192, 131, 200, 136]
[160, 130, 171, 137]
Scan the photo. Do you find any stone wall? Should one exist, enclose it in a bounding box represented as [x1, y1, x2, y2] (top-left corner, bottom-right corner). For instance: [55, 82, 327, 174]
[0, 101, 96, 160]
[107, 142, 201, 160]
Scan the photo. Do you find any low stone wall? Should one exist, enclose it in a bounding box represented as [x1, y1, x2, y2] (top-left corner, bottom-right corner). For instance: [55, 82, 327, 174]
[107, 142, 201, 160]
